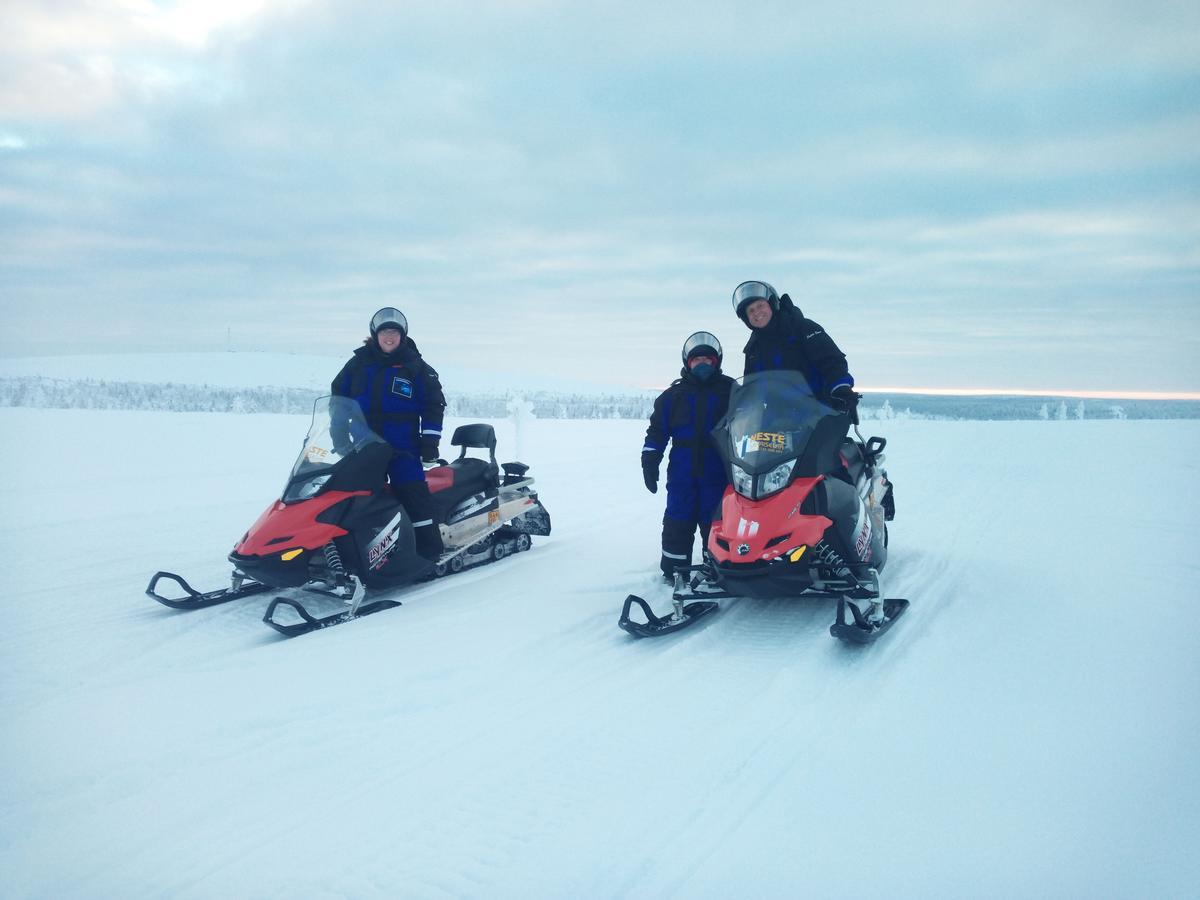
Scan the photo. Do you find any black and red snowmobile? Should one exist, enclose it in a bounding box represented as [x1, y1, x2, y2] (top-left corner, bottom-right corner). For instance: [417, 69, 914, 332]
[619, 369, 906, 643]
[147, 395, 551, 636]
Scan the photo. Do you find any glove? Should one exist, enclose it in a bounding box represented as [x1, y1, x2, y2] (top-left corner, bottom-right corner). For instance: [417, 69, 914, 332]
[641, 450, 662, 494]
[420, 436, 441, 464]
[830, 385, 861, 425]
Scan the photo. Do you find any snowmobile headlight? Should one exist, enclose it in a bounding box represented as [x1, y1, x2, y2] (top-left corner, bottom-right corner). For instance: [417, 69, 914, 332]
[732, 466, 754, 498]
[758, 459, 797, 498]
[284, 472, 332, 502]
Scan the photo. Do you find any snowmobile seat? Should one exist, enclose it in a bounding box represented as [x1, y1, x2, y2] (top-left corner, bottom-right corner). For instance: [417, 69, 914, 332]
[450, 424, 500, 487]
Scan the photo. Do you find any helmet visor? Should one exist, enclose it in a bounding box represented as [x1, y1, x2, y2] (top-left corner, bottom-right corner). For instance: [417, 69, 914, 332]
[682, 331, 722, 364]
[731, 281, 777, 314]
[371, 307, 408, 336]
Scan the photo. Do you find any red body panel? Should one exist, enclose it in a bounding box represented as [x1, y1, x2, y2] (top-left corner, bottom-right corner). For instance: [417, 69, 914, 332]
[707, 476, 833, 563]
[425, 466, 454, 494]
[234, 490, 369, 556]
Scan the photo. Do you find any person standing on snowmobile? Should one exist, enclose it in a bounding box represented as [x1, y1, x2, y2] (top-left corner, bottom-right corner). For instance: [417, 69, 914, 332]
[732, 280, 894, 519]
[331, 307, 446, 560]
[642, 332, 735, 580]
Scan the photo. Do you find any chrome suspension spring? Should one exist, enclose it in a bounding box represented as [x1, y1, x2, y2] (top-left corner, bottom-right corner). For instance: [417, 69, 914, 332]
[813, 542, 852, 578]
[324, 542, 347, 578]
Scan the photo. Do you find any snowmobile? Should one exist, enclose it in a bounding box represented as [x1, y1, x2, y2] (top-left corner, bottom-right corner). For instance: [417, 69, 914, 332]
[619, 370, 906, 643]
[147, 395, 551, 636]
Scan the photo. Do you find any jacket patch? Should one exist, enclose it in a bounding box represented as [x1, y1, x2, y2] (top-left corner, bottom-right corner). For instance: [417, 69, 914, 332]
[391, 377, 414, 398]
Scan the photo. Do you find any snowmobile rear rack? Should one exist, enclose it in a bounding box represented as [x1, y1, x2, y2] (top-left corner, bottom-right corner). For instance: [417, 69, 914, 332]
[146, 571, 271, 610]
[830, 597, 910, 644]
[262, 595, 402, 638]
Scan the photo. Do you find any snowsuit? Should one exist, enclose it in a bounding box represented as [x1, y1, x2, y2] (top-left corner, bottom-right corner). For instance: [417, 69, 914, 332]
[742, 294, 854, 401]
[331, 338, 446, 559]
[642, 367, 735, 577]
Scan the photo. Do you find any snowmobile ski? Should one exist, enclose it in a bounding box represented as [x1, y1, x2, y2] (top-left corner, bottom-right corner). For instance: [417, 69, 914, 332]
[618, 593, 720, 638]
[262, 595, 402, 638]
[829, 597, 910, 644]
[146, 571, 271, 610]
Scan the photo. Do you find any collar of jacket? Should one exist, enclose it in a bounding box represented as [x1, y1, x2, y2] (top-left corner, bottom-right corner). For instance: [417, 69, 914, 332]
[678, 366, 726, 386]
[356, 337, 423, 366]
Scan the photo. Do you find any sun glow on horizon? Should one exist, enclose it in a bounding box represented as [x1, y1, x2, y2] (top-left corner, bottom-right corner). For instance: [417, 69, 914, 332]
[859, 386, 1200, 401]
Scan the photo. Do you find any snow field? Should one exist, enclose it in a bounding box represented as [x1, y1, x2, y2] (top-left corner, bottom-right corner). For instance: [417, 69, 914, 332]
[1, 408, 1197, 898]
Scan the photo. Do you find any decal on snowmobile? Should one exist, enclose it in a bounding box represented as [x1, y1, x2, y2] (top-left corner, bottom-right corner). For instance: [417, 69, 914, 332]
[367, 510, 406, 570]
[736, 431, 787, 455]
[736, 518, 760, 539]
[305, 444, 331, 463]
[853, 496, 873, 562]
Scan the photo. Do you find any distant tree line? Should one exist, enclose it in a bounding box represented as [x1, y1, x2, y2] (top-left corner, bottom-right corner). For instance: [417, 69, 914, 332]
[1, 377, 1197, 421]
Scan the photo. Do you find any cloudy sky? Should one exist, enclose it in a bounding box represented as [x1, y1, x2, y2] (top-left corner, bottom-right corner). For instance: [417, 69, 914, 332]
[1, 0, 1197, 394]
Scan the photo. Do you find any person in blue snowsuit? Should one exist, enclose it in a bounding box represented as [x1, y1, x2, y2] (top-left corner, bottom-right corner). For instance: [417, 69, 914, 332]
[331, 307, 447, 559]
[732, 280, 893, 519]
[641, 332, 735, 580]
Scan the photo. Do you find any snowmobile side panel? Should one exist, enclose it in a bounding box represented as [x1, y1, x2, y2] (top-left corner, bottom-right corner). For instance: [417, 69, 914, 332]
[829, 597, 909, 644]
[618, 594, 719, 638]
[262, 596, 402, 638]
[146, 571, 271, 609]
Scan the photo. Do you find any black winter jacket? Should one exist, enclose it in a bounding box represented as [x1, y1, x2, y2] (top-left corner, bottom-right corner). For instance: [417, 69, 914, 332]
[742, 294, 853, 401]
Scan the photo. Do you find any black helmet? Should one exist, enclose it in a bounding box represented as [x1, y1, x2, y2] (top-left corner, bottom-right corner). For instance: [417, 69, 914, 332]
[682, 331, 722, 367]
[369, 307, 408, 337]
[731, 281, 779, 322]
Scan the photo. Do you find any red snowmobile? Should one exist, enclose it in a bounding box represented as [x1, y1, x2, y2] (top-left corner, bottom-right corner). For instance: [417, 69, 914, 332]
[147, 395, 551, 636]
[619, 370, 906, 643]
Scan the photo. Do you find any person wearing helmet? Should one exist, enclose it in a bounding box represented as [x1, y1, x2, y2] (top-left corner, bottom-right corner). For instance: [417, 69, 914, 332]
[732, 281, 894, 519]
[642, 331, 736, 580]
[331, 307, 447, 560]
[731, 280, 859, 422]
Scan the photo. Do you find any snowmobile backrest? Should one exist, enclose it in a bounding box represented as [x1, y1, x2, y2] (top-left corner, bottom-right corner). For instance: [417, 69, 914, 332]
[451, 424, 497, 458]
[863, 436, 887, 466]
[450, 423, 499, 486]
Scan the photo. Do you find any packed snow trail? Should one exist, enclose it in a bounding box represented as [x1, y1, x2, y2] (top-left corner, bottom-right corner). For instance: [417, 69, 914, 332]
[1, 408, 1197, 898]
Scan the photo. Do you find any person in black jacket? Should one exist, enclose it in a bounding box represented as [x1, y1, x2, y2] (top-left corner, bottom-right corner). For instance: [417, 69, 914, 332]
[642, 332, 735, 580]
[733, 279, 859, 419]
[331, 307, 446, 559]
[732, 280, 894, 519]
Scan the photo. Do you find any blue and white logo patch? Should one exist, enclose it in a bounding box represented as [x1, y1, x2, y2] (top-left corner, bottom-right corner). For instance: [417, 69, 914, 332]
[391, 377, 414, 398]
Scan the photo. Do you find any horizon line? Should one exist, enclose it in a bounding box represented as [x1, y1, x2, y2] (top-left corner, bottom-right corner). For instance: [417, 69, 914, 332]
[859, 386, 1200, 401]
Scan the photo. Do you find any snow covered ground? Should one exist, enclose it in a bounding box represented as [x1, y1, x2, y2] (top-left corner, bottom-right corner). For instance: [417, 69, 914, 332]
[1, 406, 1197, 898]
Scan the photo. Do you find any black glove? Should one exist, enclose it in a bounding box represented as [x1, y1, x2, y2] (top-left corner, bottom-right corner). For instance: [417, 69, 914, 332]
[830, 385, 861, 425]
[420, 436, 441, 464]
[641, 450, 662, 494]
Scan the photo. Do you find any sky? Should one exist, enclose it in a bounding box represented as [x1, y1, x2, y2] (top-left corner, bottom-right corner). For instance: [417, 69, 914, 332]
[1, 0, 1198, 395]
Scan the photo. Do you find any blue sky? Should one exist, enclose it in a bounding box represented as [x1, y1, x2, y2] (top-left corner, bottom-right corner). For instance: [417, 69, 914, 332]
[1, 0, 1197, 394]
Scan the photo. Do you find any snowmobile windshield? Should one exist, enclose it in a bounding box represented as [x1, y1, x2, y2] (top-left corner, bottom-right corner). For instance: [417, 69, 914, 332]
[717, 371, 848, 491]
[290, 395, 388, 481]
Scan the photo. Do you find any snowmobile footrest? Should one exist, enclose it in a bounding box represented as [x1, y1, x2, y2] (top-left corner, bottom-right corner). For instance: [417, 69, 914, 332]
[262, 596, 402, 638]
[618, 594, 719, 638]
[146, 571, 271, 610]
[830, 597, 909, 644]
